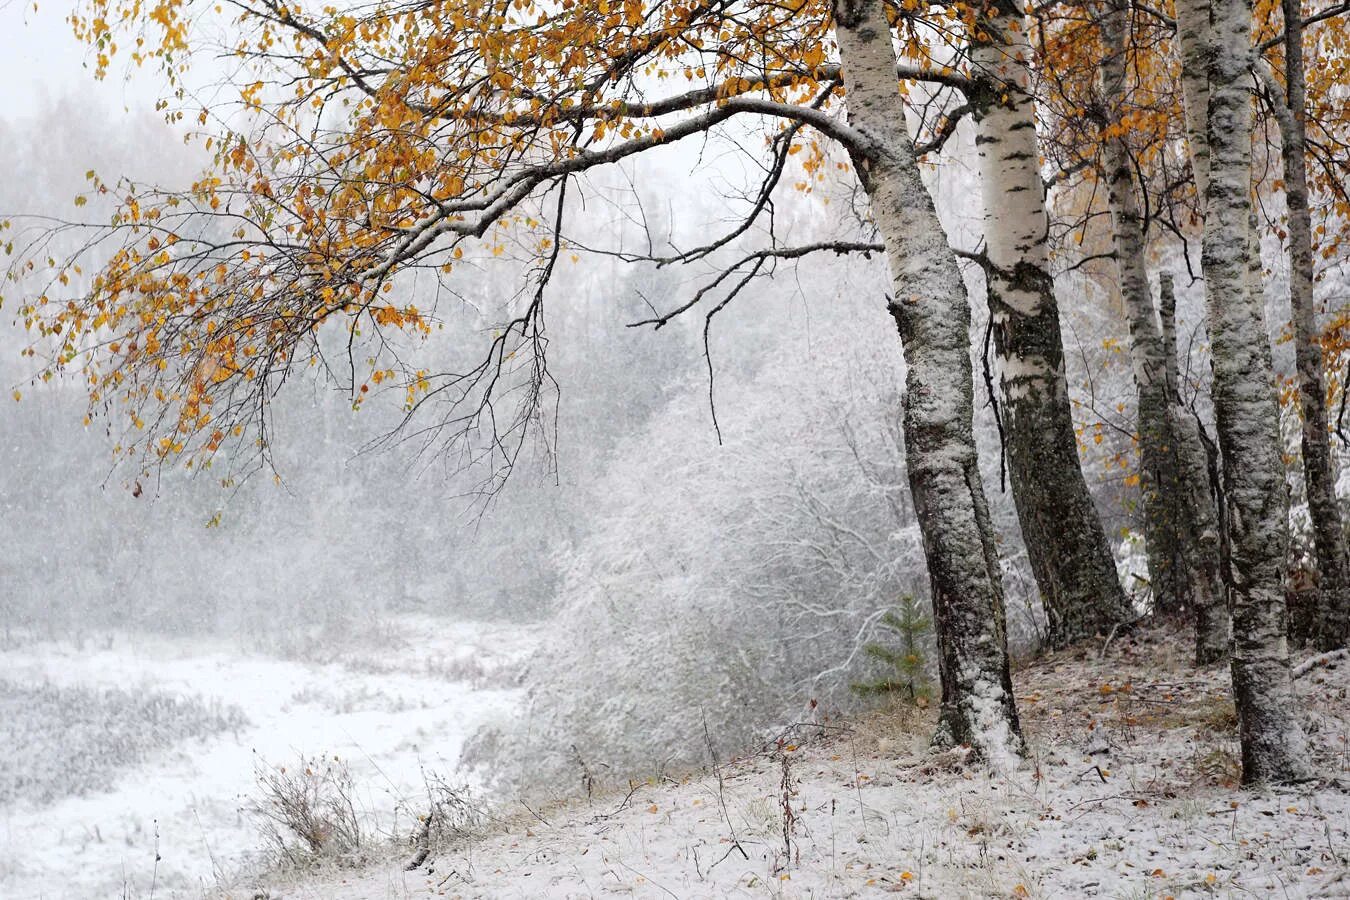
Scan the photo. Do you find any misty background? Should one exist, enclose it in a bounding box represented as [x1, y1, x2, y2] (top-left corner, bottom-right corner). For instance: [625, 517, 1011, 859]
[1, 2, 1340, 895]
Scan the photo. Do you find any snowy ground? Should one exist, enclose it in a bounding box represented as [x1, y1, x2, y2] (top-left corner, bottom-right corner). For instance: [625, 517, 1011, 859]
[244, 624, 1350, 899]
[0, 615, 536, 899]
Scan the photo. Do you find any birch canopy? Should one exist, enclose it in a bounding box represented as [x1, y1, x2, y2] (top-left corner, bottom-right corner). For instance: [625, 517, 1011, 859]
[10, 0, 1350, 783]
[7, 0, 984, 472]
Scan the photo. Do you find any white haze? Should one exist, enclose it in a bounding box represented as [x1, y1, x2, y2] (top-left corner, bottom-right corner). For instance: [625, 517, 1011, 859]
[1, 6, 1340, 894]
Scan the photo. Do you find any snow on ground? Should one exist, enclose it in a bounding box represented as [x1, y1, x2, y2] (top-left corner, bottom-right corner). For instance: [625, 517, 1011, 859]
[245, 624, 1350, 899]
[0, 615, 537, 900]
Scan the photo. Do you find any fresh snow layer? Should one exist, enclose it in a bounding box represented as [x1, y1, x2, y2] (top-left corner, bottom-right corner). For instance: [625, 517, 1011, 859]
[0, 616, 536, 899]
[249, 624, 1349, 899]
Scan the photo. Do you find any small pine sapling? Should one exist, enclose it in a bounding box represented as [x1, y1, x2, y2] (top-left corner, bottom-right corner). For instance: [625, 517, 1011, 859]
[851, 596, 934, 705]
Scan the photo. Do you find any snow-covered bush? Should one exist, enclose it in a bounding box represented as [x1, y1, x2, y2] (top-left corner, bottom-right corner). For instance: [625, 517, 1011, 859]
[465, 300, 932, 794]
[0, 680, 247, 806]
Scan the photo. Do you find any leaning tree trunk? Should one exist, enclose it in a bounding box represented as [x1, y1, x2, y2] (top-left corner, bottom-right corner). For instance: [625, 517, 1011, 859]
[1160, 275, 1231, 664]
[1098, 3, 1228, 662]
[831, 0, 1023, 764]
[1270, 0, 1350, 651]
[1196, 0, 1310, 783]
[1097, 6, 1183, 616]
[970, 0, 1131, 648]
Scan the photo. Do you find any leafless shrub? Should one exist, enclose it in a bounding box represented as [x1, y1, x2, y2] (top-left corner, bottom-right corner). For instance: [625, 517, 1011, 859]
[404, 771, 490, 870]
[248, 755, 364, 867]
[423, 653, 490, 686]
[777, 745, 797, 871]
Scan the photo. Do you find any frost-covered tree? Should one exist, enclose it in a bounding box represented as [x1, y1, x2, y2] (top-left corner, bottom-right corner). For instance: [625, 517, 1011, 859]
[1256, 2, 1350, 652]
[1182, 0, 1311, 783]
[969, 0, 1130, 648]
[469, 301, 933, 790]
[1091, 0, 1228, 663]
[9, 0, 1032, 759]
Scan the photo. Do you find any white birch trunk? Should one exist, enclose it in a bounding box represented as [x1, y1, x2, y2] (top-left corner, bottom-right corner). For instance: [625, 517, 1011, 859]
[831, 0, 1023, 765]
[1175, 0, 1212, 204]
[970, 0, 1130, 647]
[1098, 5, 1179, 611]
[1099, 0, 1228, 662]
[1260, 11, 1350, 650]
[1160, 275, 1231, 664]
[1197, 0, 1310, 782]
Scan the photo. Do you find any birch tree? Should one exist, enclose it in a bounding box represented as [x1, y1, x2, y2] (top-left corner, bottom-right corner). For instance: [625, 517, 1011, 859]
[9, 0, 1028, 761]
[1258, 2, 1350, 652]
[1190, 0, 1311, 782]
[970, 0, 1131, 648]
[1050, 0, 1337, 777]
[1095, 0, 1228, 662]
[832, 0, 1022, 760]
[1158, 274, 1231, 664]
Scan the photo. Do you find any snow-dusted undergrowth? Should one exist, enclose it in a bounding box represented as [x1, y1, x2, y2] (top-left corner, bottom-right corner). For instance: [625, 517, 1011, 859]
[0, 679, 248, 806]
[0, 615, 537, 899]
[243, 624, 1349, 899]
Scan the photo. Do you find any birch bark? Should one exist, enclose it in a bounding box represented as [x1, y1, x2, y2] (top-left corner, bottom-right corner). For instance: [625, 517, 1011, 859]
[1176, 0, 1213, 203]
[1263, 3, 1350, 651]
[1099, 2, 1228, 662]
[1197, 0, 1310, 782]
[1098, 10, 1181, 615]
[1160, 275, 1231, 664]
[831, 0, 1023, 764]
[970, 0, 1131, 648]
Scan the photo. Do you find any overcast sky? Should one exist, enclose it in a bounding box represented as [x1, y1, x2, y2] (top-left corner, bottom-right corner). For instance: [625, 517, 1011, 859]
[0, 0, 167, 121]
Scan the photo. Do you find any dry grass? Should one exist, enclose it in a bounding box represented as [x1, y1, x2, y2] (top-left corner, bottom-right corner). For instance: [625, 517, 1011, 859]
[235, 619, 1350, 899]
[248, 755, 365, 868]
